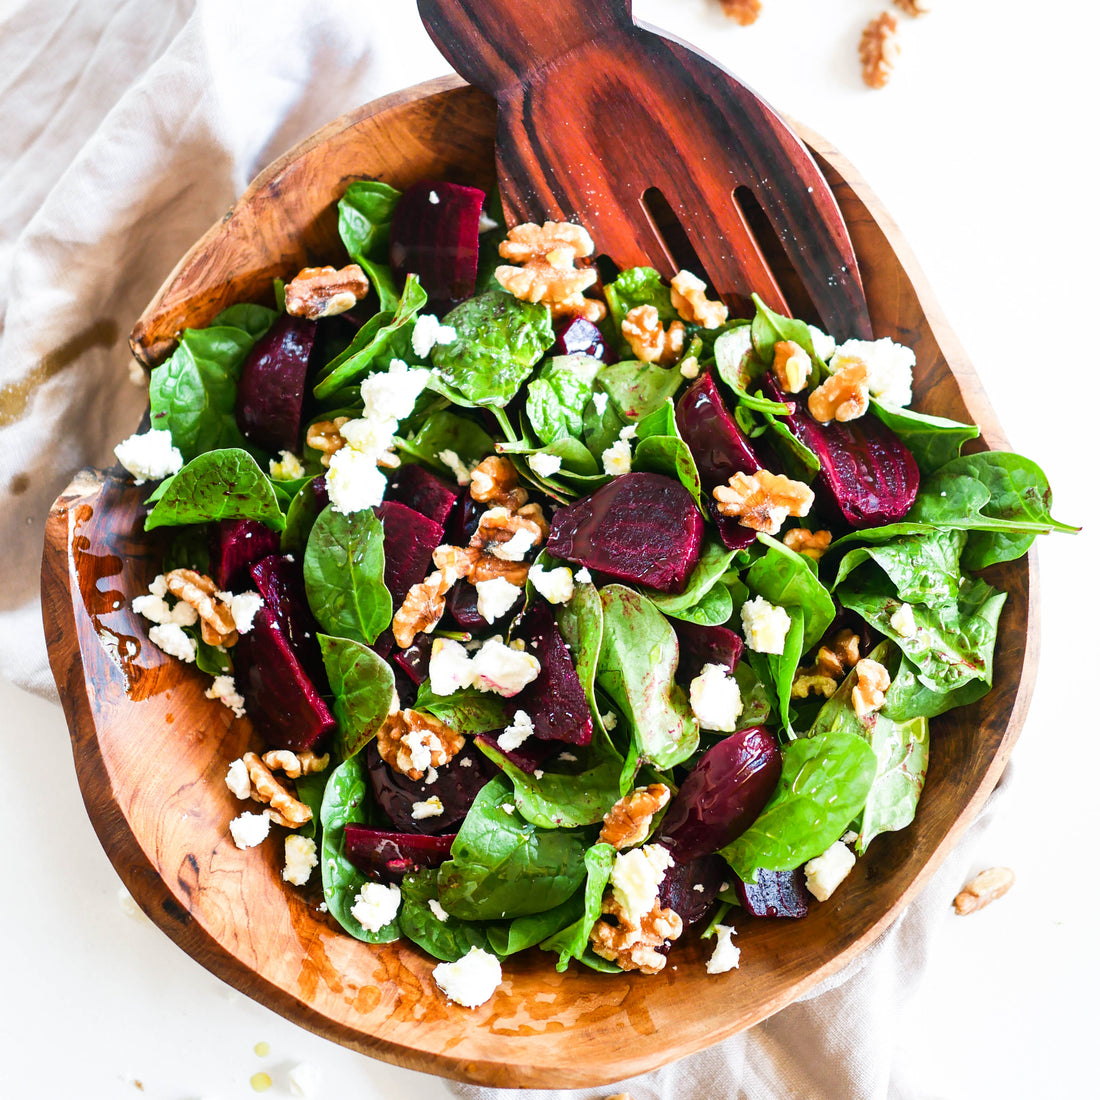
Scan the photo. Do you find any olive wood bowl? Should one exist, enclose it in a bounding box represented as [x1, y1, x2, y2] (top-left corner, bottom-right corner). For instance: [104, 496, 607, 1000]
[41, 75, 1038, 1088]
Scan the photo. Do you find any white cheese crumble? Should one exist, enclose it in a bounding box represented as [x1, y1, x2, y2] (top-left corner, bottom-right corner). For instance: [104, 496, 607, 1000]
[619, 423, 637, 441]
[528, 563, 575, 605]
[428, 898, 450, 923]
[574, 567, 593, 584]
[741, 596, 791, 655]
[349, 881, 402, 932]
[282, 835, 319, 886]
[679, 355, 700, 379]
[269, 450, 305, 480]
[475, 577, 523, 624]
[601, 711, 618, 731]
[492, 526, 537, 562]
[610, 843, 674, 928]
[429, 637, 476, 696]
[601, 437, 632, 476]
[529, 451, 563, 478]
[226, 591, 263, 634]
[287, 1062, 322, 1099]
[706, 924, 741, 975]
[713, 325, 753, 378]
[428, 190, 440, 204]
[229, 811, 270, 849]
[890, 602, 918, 638]
[205, 675, 247, 718]
[225, 758, 252, 799]
[402, 726, 443, 775]
[470, 639, 541, 697]
[830, 337, 915, 408]
[148, 622, 197, 663]
[689, 663, 744, 732]
[502, 803, 515, 815]
[411, 313, 457, 359]
[592, 392, 609, 415]
[411, 795, 445, 820]
[437, 448, 472, 485]
[559, 751, 578, 763]
[326, 446, 388, 515]
[432, 946, 502, 1008]
[132, 592, 198, 628]
[478, 211, 500, 234]
[807, 324, 836, 362]
[804, 840, 857, 902]
[498, 709, 535, 751]
[114, 428, 183, 485]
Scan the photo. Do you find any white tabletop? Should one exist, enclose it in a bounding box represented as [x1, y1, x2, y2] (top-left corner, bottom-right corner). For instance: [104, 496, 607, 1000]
[5, 1, 1098, 1097]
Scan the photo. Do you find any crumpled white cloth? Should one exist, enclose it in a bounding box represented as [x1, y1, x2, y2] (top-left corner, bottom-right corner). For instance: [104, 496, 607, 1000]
[0, 3, 1008, 1097]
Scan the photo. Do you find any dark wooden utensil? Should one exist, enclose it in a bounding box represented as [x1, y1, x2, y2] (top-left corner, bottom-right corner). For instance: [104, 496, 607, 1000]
[417, 0, 873, 337]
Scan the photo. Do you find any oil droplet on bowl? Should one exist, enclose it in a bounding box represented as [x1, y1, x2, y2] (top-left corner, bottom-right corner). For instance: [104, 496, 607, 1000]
[254, 1041, 270, 1057]
[250, 1071, 272, 1092]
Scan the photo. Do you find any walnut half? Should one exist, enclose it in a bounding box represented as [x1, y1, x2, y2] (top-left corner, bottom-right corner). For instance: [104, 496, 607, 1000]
[285, 264, 371, 319]
[589, 893, 683, 974]
[713, 470, 814, 535]
[599, 785, 671, 850]
[860, 12, 901, 89]
[375, 709, 465, 781]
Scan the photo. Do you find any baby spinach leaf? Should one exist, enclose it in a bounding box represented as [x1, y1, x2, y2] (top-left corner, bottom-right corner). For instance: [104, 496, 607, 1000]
[526, 354, 603, 444]
[746, 533, 835, 652]
[485, 893, 584, 957]
[540, 842, 615, 972]
[749, 294, 819, 378]
[144, 448, 284, 532]
[714, 321, 793, 416]
[338, 179, 402, 311]
[319, 634, 396, 759]
[556, 579, 607, 740]
[436, 776, 590, 920]
[881, 654, 990, 719]
[597, 359, 684, 421]
[294, 767, 331, 840]
[631, 402, 704, 507]
[648, 540, 738, 619]
[582, 386, 630, 456]
[734, 661, 772, 730]
[869, 401, 980, 474]
[304, 505, 391, 646]
[719, 729, 877, 882]
[832, 529, 966, 610]
[281, 476, 325, 555]
[432, 290, 554, 407]
[413, 683, 508, 735]
[768, 605, 805, 736]
[604, 267, 676, 353]
[397, 409, 497, 473]
[161, 526, 212, 574]
[398, 868, 499, 963]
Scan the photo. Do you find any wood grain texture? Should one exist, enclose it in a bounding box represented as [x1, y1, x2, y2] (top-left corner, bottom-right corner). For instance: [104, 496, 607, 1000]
[45, 78, 1038, 1088]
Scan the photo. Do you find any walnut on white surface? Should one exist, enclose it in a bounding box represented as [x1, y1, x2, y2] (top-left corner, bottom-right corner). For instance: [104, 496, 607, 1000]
[772, 340, 812, 394]
[164, 568, 237, 646]
[851, 658, 891, 718]
[375, 708, 465, 781]
[305, 417, 350, 467]
[712, 470, 814, 535]
[285, 264, 371, 319]
[860, 11, 901, 89]
[782, 527, 832, 561]
[720, 0, 762, 25]
[240, 751, 312, 828]
[598, 785, 671, 850]
[622, 305, 686, 366]
[894, 0, 931, 16]
[807, 359, 871, 423]
[589, 892, 683, 974]
[670, 270, 728, 329]
[954, 867, 1015, 915]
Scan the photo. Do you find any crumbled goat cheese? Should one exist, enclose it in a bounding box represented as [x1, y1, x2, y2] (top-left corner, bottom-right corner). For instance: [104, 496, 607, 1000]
[610, 843, 674, 928]
[559, 751, 578, 763]
[206, 675, 247, 718]
[841, 830, 859, 846]
[114, 428, 183, 485]
[534, 769, 544, 779]
[282, 835, 319, 886]
[437, 448, 473, 484]
[402, 725, 444, 774]
[411, 796, 445, 820]
[600, 711, 618, 731]
[498, 709, 535, 751]
[890, 602, 918, 638]
[502, 803, 516, 815]
[287, 1062, 322, 1099]
[574, 567, 593, 584]
[225, 758, 252, 799]
[229, 811, 271, 849]
[433, 946, 502, 1008]
[713, 325, 753, 378]
[227, 591, 263, 634]
[470, 639, 541, 697]
[429, 637, 477, 696]
[132, 592, 198, 628]
[425, 766, 439, 786]
[693, 884, 705, 893]
[529, 451, 563, 478]
[592, 392, 609, 415]
[689, 663, 744, 732]
[149, 574, 168, 597]
[459, 757, 473, 767]
[741, 596, 791, 655]
[362, 359, 430, 422]
[478, 211, 500, 234]
[269, 450, 305, 480]
[679, 355, 700, 379]
[706, 924, 741, 975]
[619, 423, 638, 441]
[528, 563, 574, 605]
[831, 337, 914, 408]
[491, 524, 537, 561]
[326, 445, 389, 514]
[475, 577, 523, 624]
[804, 840, 857, 902]
[428, 190, 440, 204]
[601, 438, 632, 476]
[350, 881, 402, 932]
[807, 324, 836, 362]
[411, 313, 457, 358]
[148, 622, 197, 663]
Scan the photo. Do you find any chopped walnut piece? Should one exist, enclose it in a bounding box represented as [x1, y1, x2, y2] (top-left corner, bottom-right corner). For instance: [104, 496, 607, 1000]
[954, 867, 1015, 915]
[670, 270, 728, 329]
[807, 359, 870, 423]
[495, 221, 606, 322]
[469, 456, 529, 510]
[712, 470, 814, 535]
[392, 570, 449, 649]
[472, 506, 547, 561]
[164, 568, 238, 646]
[589, 892, 683, 974]
[860, 12, 901, 89]
[894, 0, 930, 15]
[782, 527, 832, 561]
[375, 708, 465, 781]
[851, 658, 891, 718]
[772, 340, 812, 394]
[285, 264, 371, 319]
[792, 629, 861, 699]
[261, 750, 330, 779]
[240, 751, 312, 827]
[599, 785, 671, 850]
[305, 417, 350, 467]
[720, 0, 762, 25]
[621, 305, 686, 366]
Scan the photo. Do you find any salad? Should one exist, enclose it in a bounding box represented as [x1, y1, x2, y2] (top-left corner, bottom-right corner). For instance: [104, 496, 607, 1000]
[114, 177, 1073, 1009]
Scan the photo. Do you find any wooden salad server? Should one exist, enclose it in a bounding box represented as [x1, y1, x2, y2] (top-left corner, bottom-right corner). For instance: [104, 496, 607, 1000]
[417, 0, 873, 338]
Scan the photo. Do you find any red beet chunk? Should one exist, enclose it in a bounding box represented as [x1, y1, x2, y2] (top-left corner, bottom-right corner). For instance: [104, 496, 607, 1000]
[675, 371, 762, 550]
[233, 608, 334, 752]
[658, 853, 727, 928]
[658, 726, 781, 862]
[343, 825, 456, 884]
[376, 500, 444, 608]
[673, 621, 744, 684]
[248, 554, 324, 684]
[553, 316, 608, 361]
[445, 580, 492, 632]
[385, 462, 459, 527]
[762, 376, 920, 529]
[393, 633, 434, 685]
[389, 181, 485, 307]
[445, 488, 485, 546]
[733, 868, 811, 918]
[235, 313, 316, 453]
[547, 472, 704, 594]
[210, 519, 280, 591]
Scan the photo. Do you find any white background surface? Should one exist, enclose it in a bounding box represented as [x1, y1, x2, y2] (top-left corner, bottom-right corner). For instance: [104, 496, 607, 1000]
[4, 1, 1098, 1097]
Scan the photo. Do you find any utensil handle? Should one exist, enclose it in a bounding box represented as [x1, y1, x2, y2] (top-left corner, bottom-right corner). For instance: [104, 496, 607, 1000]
[418, 0, 632, 94]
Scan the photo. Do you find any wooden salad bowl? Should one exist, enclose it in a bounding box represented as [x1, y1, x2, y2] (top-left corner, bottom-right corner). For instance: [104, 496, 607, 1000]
[41, 76, 1038, 1088]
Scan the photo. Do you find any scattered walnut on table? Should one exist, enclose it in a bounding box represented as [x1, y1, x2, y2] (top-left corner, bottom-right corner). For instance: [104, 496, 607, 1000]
[599, 785, 671, 850]
[807, 359, 870, 423]
[285, 264, 371, 319]
[589, 892, 683, 974]
[305, 417, 350, 467]
[772, 340, 812, 394]
[851, 658, 891, 718]
[894, 0, 931, 16]
[860, 11, 901, 89]
[712, 469, 814, 535]
[622, 304, 686, 366]
[670, 270, 728, 329]
[240, 751, 313, 828]
[954, 867, 1016, 915]
[164, 568, 238, 646]
[783, 527, 832, 561]
[720, 0, 762, 26]
[375, 709, 465, 781]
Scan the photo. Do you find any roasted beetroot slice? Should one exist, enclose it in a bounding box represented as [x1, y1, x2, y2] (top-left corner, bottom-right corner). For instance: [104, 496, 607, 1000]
[554, 316, 608, 361]
[476, 732, 558, 774]
[233, 608, 334, 752]
[733, 868, 811, 918]
[547, 472, 704, 594]
[673, 621, 744, 684]
[445, 488, 485, 546]
[446, 580, 491, 632]
[343, 826, 457, 884]
[210, 519, 280, 591]
[366, 741, 496, 834]
[510, 598, 592, 746]
[389, 181, 485, 307]
[376, 500, 444, 608]
[235, 313, 316, 453]
[248, 554, 325, 684]
[658, 853, 727, 928]
[675, 371, 762, 550]
[762, 376, 920, 529]
[385, 462, 459, 527]
[658, 726, 781, 862]
[393, 633, 434, 686]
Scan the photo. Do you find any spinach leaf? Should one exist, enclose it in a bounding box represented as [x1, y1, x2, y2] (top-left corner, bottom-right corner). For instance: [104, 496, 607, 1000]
[474, 188, 508, 296]
[556, 579, 607, 741]
[162, 526, 212, 574]
[436, 776, 590, 920]
[397, 409, 496, 473]
[734, 660, 772, 730]
[526, 354, 603, 444]
[631, 398, 704, 507]
[337, 179, 402, 311]
[746, 533, 835, 651]
[281, 476, 325, 555]
[881, 654, 990, 719]
[768, 606, 805, 736]
[413, 683, 508, 735]
[714, 322, 793, 416]
[398, 867, 499, 963]
[647, 540, 738, 620]
[431, 290, 554, 408]
[720, 730, 877, 881]
[485, 893, 584, 957]
[582, 386, 630, 457]
[832, 528, 966, 610]
[597, 360, 684, 421]
[540, 842, 616, 972]
[190, 630, 232, 678]
[869, 401, 980, 474]
[144, 448, 284, 532]
[304, 505, 391, 646]
[604, 267, 676, 353]
[750, 294, 820, 378]
[319, 634, 396, 759]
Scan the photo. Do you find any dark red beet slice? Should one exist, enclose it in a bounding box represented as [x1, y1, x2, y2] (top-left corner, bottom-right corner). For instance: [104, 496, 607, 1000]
[248, 554, 325, 685]
[546, 472, 704, 594]
[673, 621, 744, 684]
[235, 313, 316, 453]
[658, 726, 781, 862]
[554, 316, 608, 361]
[446, 580, 491, 632]
[385, 462, 459, 527]
[388, 181, 485, 307]
[371, 628, 395, 662]
[310, 473, 329, 508]
[343, 826, 456, 884]
[366, 741, 497, 834]
[675, 371, 762, 551]
[476, 732, 558, 774]
[210, 519, 280, 591]
[445, 488, 485, 546]
[376, 500, 444, 608]
[733, 868, 811, 918]
[393, 633, 434, 685]
[658, 853, 727, 928]
[762, 376, 920, 529]
[233, 608, 335, 752]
